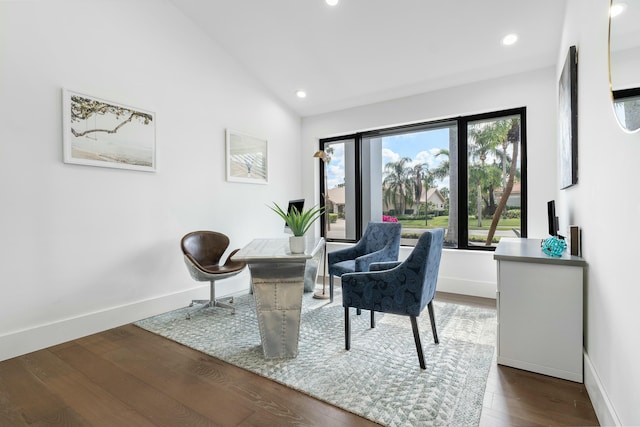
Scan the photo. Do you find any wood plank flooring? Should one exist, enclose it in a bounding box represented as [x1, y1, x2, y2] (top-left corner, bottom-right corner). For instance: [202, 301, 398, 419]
[437, 293, 599, 427]
[0, 292, 599, 426]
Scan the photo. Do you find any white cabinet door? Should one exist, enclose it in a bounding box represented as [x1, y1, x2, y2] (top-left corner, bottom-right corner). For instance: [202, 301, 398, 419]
[497, 260, 583, 382]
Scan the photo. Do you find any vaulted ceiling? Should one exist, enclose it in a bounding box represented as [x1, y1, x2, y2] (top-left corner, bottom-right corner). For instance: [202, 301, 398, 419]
[169, 0, 568, 116]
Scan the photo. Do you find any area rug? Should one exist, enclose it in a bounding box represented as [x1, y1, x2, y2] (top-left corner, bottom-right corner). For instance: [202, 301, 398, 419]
[135, 291, 496, 427]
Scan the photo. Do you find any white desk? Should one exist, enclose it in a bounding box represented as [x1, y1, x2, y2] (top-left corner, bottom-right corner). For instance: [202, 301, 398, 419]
[494, 238, 586, 382]
[232, 237, 324, 359]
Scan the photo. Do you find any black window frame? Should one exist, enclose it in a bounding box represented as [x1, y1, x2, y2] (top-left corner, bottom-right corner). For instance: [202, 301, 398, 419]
[318, 107, 527, 251]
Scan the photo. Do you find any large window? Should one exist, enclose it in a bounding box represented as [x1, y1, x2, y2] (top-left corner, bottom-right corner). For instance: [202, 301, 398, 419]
[318, 108, 526, 250]
[321, 137, 358, 241]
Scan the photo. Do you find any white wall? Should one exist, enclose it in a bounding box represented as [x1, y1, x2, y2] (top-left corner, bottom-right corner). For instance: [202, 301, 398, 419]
[559, 1, 640, 425]
[302, 67, 559, 298]
[0, 0, 302, 361]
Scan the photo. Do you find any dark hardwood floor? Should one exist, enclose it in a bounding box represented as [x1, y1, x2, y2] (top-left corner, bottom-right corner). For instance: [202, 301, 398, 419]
[437, 293, 599, 427]
[0, 292, 599, 426]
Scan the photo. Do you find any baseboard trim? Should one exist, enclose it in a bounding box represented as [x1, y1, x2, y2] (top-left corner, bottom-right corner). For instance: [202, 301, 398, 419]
[437, 276, 496, 299]
[0, 287, 204, 362]
[584, 350, 621, 426]
[498, 355, 582, 382]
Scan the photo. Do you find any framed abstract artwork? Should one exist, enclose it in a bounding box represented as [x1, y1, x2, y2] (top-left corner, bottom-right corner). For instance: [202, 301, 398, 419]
[225, 129, 268, 184]
[62, 89, 156, 172]
[558, 46, 578, 189]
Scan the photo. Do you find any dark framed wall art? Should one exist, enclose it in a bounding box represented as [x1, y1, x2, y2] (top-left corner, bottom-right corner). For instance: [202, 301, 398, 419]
[558, 45, 578, 189]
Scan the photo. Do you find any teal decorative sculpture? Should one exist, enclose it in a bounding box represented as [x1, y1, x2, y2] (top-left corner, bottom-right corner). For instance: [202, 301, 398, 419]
[542, 236, 567, 257]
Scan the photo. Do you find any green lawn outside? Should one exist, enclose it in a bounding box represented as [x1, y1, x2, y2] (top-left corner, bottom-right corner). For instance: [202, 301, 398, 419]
[397, 216, 519, 230]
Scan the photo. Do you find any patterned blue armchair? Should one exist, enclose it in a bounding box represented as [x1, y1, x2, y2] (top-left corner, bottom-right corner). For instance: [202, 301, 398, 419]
[327, 221, 402, 303]
[341, 228, 445, 369]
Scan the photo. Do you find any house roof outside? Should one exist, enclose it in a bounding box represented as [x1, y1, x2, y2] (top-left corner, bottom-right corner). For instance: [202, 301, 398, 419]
[421, 188, 446, 206]
[494, 181, 521, 196]
[327, 186, 345, 205]
[493, 182, 522, 207]
[327, 186, 446, 207]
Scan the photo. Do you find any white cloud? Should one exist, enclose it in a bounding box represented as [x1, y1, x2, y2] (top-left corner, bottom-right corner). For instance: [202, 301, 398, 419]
[381, 148, 400, 165]
[414, 150, 436, 167]
[327, 163, 343, 188]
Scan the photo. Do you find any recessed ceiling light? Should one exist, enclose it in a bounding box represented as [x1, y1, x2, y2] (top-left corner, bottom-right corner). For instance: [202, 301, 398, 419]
[296, 90, 307, 98]
[502, 34, 518, 46]
[611, 3, 627, 17]
[326, 0, 339, 6]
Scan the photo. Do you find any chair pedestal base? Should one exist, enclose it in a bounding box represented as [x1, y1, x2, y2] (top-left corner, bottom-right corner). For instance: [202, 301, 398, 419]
[186, 297, 235, 319]
[186, 280, 235, 319]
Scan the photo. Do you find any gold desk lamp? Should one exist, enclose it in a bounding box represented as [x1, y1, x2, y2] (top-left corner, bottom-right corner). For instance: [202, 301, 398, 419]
[313, 150, 330, 299]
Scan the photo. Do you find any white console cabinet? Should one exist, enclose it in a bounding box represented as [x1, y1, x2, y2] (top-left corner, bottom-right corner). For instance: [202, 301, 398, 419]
[494, 238, 586, 382]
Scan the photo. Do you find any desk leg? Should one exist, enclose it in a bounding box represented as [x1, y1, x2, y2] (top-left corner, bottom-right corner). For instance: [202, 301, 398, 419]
[249, 262, 305, 359]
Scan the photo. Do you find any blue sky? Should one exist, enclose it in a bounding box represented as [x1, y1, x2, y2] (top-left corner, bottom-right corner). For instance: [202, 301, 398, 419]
[326, 128, 450, 190]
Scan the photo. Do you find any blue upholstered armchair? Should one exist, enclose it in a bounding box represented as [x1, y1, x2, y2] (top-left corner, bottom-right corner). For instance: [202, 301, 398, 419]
[341, 228, 445, 369]
[327, 221, 402, 302]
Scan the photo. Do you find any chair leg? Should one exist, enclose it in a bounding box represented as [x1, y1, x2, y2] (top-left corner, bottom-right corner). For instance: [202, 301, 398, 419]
[410, 316, 426, 370]
[356, 308, 362, 316]
[427, 301, 439, 344]
[345, 307, 351, 350]
[370, 310, 375, 328]
[330, 275, 334, 303]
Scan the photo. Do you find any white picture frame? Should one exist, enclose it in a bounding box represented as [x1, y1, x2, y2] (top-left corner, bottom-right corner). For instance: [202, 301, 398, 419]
[62, 89, 156, 172]
[225, 129, 268, 184]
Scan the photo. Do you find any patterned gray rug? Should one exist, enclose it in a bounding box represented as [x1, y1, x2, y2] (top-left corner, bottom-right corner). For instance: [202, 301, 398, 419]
[136, 291, 496, 427]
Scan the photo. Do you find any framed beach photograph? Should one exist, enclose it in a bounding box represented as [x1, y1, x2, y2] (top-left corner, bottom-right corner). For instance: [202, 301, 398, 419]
[62, 89, 156, 172]
[225, 129, 268, 184]
[558, 45, 578, 189]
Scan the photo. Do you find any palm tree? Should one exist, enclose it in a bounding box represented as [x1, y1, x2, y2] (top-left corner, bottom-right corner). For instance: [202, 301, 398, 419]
[469, 119, 515, 227]
[383, 157, 414, 216]
[410, 163, 428, 217]
[422, 170, 435, 225]
[432, 148, 450, 181]
[488, 119, 515, 217]
[486, 120, 521, 245]
[468, 124, 501, 227]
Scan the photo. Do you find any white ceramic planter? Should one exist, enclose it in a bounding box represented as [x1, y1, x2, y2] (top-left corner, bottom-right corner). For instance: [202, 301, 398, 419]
[289, 235, 305, 253]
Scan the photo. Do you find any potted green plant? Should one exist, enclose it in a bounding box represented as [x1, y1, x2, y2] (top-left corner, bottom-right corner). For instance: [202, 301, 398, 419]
[269, 202, 324, 253]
